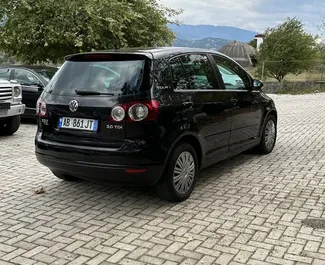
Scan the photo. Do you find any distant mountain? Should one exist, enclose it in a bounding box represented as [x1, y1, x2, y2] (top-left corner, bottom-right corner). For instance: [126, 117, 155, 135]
[173, 37, 231, 50]
[169, 24, 257, 43]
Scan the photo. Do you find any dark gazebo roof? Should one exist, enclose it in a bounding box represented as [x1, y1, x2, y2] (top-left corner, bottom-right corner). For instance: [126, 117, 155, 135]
[219, 41, 257, 67]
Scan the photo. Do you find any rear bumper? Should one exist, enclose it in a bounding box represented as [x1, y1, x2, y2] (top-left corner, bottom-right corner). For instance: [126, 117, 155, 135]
[36, 153, 163, 185]
[35, 133, 165, 185]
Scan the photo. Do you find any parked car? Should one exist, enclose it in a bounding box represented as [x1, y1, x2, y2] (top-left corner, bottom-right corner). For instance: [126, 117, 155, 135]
[0, 79, 25, 135]
[0, 66, 58, 118]
[35, 47, 277, 202]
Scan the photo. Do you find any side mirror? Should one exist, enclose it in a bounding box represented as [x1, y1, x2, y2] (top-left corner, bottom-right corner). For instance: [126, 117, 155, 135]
[33, 81, 44, 91]
[37, 82, 44, 88]
[253, 79, 263, 90]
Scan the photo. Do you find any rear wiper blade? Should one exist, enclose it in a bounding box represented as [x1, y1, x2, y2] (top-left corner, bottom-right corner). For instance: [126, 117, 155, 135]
[75, 90, 115, 96]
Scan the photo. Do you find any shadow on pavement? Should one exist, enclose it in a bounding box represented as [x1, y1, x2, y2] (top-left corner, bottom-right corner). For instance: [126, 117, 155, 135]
[41, 152, 255, 207]
[22, 117, 37, 125]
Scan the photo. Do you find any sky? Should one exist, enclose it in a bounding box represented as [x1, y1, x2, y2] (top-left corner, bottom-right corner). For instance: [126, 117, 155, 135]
[159, 0, 325, 36]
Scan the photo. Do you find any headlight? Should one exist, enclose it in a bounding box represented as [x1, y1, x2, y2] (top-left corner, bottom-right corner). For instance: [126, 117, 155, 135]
[14, 86, 21, 97]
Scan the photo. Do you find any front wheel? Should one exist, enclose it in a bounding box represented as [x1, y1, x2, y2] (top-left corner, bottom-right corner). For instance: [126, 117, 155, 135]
[0, 116, 21, 136]
[255, 115, 277, 154]
[156, 143, 198, 202]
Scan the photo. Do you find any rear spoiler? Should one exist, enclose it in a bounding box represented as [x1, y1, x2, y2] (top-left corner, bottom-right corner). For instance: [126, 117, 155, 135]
[65, 52, 153, 61]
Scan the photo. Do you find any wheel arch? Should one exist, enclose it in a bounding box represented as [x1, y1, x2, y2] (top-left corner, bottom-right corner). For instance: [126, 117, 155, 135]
[259, 108, 277, 139]
[164, 132, 203, 169]
[268, 109, 277, 121]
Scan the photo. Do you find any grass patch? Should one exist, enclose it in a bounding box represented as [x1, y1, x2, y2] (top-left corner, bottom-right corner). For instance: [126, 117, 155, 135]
[247, 67, 325, 83]
[275, 84, 325, 95]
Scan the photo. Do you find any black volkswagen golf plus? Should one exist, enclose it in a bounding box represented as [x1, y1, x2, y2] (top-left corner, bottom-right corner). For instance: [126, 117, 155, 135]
[35, 47, 277, 202]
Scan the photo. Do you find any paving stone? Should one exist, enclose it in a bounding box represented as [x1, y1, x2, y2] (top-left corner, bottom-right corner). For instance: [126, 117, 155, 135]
[1, 94, 325, 264]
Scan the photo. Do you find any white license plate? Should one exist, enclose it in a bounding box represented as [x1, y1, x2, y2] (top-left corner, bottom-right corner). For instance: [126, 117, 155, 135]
[58, 117, 98, 131]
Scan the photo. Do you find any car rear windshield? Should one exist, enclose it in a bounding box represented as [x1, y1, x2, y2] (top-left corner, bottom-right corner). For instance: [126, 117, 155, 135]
[45, 54, 149, 96]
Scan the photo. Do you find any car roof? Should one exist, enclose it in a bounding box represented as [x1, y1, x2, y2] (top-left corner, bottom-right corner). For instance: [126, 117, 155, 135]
[65, 47, 228, 60]
[0, 65, 57, 85]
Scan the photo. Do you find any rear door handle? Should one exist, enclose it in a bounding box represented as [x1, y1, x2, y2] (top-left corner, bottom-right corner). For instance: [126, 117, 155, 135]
[183, 101, 193, 107]
[230, 97, 237, 104]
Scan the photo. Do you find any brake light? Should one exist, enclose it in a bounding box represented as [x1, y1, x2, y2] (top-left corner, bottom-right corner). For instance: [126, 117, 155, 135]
[109, 100, 159, 122]
[84, 54, 112, 59]
[36, 98, 48, 117]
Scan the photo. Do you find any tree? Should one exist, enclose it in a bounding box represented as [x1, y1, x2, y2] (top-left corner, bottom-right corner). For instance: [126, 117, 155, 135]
[257, 18, 318, 84]
[248, 39, 257, 49]
[0, 0, 181, 64]
[319, 18, 325, 38]
[318, 44, 325, 60]
[0, 52, 15, 64]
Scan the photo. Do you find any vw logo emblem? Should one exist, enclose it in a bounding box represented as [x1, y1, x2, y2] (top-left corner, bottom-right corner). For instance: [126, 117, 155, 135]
[69, 100, 79, 112]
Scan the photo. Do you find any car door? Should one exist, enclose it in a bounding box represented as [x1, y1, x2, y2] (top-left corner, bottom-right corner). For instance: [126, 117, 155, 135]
[13, 68, 45, 113]
[212, 55, 264, 152]
[169, 53, 234, 164]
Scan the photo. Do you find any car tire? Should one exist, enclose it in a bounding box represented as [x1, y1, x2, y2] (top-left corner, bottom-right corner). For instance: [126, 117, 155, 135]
[51, 171, 80, 181]
[255, 115, 277, 154]
[155, 143, 198, 202]
[0, 116, 21, 136]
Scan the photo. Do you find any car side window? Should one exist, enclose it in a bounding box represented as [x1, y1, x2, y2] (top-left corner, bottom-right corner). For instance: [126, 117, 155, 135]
[0, 68, 10, 80]
[154, 59, 172, 88]
[14, 69, 41, 86]
[170, 54, 216, 90]
[213, 55, 251, 90]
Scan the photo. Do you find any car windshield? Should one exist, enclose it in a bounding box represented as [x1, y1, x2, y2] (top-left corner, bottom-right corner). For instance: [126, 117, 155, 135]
[33, 68, 58, 82]
[45, 59, 146, 96]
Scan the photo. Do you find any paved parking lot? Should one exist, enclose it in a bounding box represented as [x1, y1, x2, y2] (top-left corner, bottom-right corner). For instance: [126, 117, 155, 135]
[1, 93, 325, 265]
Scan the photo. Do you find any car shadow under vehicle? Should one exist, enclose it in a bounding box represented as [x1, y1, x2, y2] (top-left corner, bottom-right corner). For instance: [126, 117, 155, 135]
[22, 117, 37, 125]
[44, 152, 256, 206]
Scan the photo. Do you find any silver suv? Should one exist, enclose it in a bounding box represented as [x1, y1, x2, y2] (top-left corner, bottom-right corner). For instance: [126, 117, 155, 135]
[0, 79, 25, 135]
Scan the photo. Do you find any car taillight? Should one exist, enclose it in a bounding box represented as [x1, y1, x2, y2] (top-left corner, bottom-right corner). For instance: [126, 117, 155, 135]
[128, 103, 149, 121]
[110, 100, 159, 122]
[111, 106, 125, 121]
[36, 98, 48, 117]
